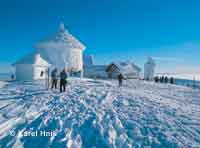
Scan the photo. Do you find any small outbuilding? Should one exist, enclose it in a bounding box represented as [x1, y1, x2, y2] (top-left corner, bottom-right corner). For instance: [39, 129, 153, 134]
[106, 61, 141, 79]
[12, 53, 51, 81]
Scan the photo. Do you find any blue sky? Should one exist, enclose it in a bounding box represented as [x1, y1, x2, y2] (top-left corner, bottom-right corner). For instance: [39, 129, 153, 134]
[0, 0, 200, 76]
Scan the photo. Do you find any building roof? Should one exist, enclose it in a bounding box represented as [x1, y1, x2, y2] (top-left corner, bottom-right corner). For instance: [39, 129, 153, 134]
[12, 53, 51, 67]
[106, 61, 141, 74]
[35, 22, 86, 50]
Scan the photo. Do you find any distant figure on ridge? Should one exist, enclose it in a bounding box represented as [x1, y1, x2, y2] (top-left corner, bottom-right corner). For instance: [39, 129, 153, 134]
[164, 76, 168, 83]
[60, 69, 68, 92]
[160, 76, 164, 83]
[170, 77, 174, 84]
[11, 74, 15, 81]
[51, 68, 58, 89]
[154, 76, 159, 83]
[118, 74, 124, 87]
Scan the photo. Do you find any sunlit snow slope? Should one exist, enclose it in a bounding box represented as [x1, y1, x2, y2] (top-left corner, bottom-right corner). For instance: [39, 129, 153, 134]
[0, 79, 200, 148]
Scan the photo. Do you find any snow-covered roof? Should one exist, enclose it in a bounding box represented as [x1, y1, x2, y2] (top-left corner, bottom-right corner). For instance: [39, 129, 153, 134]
[35, 22, 86, 50]
[107, 61, 141, 74]
[12, 53, 51, 67]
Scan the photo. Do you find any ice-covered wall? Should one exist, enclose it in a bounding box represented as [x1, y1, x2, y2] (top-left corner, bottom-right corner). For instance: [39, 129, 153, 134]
[37, 46, 83, 72]
[33, 66, 48, 80]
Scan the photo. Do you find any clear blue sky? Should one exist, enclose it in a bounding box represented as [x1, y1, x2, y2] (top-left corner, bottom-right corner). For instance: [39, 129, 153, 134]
[0, 0, 200, 76]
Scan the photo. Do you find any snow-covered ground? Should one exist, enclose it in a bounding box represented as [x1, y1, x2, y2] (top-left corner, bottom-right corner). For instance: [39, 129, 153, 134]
[0, 81, 7, 89]
[0, 78, 200, 148]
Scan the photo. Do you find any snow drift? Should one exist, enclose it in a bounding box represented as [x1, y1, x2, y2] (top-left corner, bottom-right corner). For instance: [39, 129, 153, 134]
[0, 79, 200, 147]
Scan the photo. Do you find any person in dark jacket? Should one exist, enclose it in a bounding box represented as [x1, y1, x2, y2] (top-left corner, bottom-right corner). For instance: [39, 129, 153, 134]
[118, 74, 124, 87]
[60, 69, 67, 92]
[154, 76, 159, 83]
[164, 76, 168, 83]
[160, 76, 164, 83]
[51, 68, 58, 89]
[11, 74, 15, 81]
[170, 77, 174, 84]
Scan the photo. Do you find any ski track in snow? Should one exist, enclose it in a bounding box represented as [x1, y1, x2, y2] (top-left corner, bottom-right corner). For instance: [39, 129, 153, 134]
[0, 79, 200, 148]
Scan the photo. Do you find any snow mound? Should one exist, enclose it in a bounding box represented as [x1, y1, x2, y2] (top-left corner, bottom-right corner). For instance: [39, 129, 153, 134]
[0, 79, 200, 147]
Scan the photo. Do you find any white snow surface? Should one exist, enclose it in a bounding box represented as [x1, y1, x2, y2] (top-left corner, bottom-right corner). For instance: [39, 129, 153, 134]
[0, 79, 200, 148]
[0, 81, 7, 89]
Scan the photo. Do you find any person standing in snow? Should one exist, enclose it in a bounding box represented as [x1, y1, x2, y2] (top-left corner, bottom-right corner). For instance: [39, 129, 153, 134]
[51, 68, 58, 89]
[164, 76, 168, 83]
[154, 76, 159, 83]
[170, 77, 174, 84]
[118, 74, 124, 87]
[60, 69, 68, 92]
[160, 76, 164, 83]
[11, 74, 15, 81]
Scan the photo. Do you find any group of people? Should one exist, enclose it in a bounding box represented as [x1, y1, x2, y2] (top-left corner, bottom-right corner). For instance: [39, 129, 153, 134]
[51, 68, 68, 92]
[50, 69, 176, 92]
[154, 76, 175, 84]
[117, 74, 175, 87]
